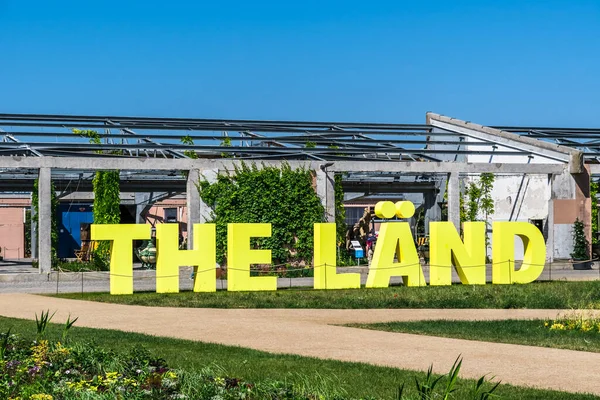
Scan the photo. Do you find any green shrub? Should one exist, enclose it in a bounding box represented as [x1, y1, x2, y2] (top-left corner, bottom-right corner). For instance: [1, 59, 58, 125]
[198, 162, 325, 266]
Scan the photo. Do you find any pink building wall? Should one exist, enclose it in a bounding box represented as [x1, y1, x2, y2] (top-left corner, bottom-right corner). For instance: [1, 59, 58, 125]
[143, 198, 189, 237]
[0, 199, 29, 259]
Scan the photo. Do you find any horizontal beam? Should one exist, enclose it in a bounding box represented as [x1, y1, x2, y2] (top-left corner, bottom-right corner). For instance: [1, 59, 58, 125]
[0, 156, 567, 174]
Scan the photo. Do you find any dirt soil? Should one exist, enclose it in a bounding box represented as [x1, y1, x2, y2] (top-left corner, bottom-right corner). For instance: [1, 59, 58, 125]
[0, 294, 599, 395]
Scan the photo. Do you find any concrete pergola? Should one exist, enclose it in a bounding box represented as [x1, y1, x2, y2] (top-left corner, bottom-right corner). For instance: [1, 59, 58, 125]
[0, 113, 589, 272]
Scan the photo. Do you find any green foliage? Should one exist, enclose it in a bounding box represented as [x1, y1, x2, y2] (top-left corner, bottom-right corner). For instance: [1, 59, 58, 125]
[74, 129, 121, 269]
[220, 135, 232, 158]
[32, 179, 59, 264]
[571, 218, 590, 261]
[334, 174, 347, 245]
[396, 356, 499, 400]
[461, 173, 495, 223]
[1, 317, 597, 400]
[180, 134, 198, 159]
[34, 310, 56, 339]
[0, 326, 372, 399]
[591, 181, 598, 245]
[72, 129, 102, 145]
[198, 162, 324, 266]
[304, 141, 316, 148]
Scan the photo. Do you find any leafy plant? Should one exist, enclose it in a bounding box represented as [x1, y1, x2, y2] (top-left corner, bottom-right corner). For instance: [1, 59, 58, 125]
[74, 129, 121, 270]
[334, 174, 347, 245]
[571, 218, 589, 261]
[400, 356, 500, 400]
[180, 134, 198, 159]
[35, 310, 56, 339]
[472, 375, 501, 400]
[0, 327, 11, 360]
[62, 314, 79, 342]
[591, 181, 598, 245]
[198, 162, 325, 267]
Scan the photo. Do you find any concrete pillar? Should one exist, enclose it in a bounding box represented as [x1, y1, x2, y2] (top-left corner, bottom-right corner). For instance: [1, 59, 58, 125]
[447, 172, 460, 233]
[423, 189, 441, 235]
[186, 169, 217, 248]
[30, 196, 37, 259]
[37, 167, 52, 273]
[199, 169, 218, 223]
[316, 167, 335, 223]
[549, 168, 591, 260]
[186, 169, 201, 249]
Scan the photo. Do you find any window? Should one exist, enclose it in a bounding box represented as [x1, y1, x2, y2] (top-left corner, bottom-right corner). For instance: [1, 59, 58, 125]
[164, 208, 178, 223]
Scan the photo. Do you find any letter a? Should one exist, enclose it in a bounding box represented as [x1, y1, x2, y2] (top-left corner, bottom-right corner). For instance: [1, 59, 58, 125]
[366, 222, 425, 288]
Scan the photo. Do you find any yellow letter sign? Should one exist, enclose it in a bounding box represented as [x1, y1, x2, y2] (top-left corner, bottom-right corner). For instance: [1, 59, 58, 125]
[314, 223, 360, 289]
[366, 222, 426, 288]
[429, 222, 486, 285]
[156, 224, 216, 293]
[91, 224, 150, 295]
[492, 222, 546, 284]
[227, 223, 277, 291]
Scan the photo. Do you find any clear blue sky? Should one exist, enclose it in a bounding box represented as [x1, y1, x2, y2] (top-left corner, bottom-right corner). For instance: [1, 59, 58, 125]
[1, 1, 598, 126]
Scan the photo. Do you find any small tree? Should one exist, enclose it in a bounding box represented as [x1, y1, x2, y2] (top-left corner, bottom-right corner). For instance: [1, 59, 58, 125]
[571, 218, 589, 261]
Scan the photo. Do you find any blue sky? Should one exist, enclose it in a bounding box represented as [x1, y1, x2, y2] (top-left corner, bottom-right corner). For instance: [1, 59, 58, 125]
[1, 1, 598, 126]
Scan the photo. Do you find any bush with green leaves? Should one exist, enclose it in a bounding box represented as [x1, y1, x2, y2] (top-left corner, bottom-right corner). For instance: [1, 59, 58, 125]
[571, 218, 590, 261]
[198, 163, 325, 267]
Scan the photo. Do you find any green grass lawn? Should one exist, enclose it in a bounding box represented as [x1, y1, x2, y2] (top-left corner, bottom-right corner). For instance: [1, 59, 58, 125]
[0, 316, 597, 400]
[57, 280, 600, 309]
[348, 319, 600, 353]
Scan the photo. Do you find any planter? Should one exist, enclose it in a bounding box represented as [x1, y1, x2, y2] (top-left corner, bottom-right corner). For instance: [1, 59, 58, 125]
[592, 244, 600, 259]
[573, 261, 592, 270]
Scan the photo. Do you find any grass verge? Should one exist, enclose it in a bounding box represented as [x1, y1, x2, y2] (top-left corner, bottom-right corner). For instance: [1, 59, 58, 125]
[348, 319, 600, 353]
[56, 281, 600, 309]
[0, 316, 598, 399]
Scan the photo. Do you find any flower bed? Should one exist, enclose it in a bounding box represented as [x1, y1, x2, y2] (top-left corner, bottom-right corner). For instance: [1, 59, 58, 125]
[544, 313, 600, 333]
[1, 329, 366, 400]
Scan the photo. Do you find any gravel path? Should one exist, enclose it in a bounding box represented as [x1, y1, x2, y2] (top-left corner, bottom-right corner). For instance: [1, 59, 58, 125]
[0, 294, 599, 396]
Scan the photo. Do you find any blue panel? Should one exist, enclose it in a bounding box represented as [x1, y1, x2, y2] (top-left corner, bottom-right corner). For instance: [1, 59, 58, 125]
[355, 249, 364, 258]
[57, 204, 94, 258]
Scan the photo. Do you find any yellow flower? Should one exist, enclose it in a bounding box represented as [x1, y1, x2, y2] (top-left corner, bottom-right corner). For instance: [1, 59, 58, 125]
[550, 323, 565, 331]
[30, 395, 53, 400]
[164, 371, 177, 380]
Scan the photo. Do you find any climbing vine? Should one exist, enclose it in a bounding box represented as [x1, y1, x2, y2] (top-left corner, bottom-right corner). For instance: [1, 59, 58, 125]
[334, 174, 346, 245]
[198, 163, 325, 266]
[180, 134, 198, 159]
[31, 178, 59, 264]
[592, 180, 598, 245]
[73, 129, 121, 269]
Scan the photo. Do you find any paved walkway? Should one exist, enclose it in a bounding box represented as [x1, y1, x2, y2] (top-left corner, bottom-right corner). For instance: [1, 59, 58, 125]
[0, 294, 599, 396]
